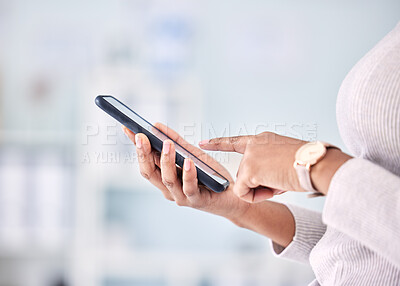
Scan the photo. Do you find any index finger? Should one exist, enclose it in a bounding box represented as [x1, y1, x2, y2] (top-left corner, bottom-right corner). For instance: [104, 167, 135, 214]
[154, 122, 215, 162]
[234, 177, 275, 203]
[198, 135, 253, 153]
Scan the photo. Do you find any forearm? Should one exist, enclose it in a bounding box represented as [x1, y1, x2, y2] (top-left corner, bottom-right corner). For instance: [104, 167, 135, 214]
[229, 200, 295, 248]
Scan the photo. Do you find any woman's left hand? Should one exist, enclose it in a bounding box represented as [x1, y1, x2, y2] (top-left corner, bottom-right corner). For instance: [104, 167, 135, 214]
[199, 132, 351, 203]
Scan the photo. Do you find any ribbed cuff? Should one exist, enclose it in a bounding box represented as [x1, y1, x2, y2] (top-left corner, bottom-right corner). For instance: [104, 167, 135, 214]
[271, 204, 326, 264]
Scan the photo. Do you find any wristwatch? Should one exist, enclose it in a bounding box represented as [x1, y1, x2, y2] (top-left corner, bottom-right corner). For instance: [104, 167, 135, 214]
[293, 141, 340, 195]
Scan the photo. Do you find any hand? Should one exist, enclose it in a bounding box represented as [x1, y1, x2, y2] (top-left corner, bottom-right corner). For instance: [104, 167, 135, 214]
[199, 132, 305, 203]
[199, 132, 352, 203]
[122, 123, 251, 223]
[124, 126, 302, 248]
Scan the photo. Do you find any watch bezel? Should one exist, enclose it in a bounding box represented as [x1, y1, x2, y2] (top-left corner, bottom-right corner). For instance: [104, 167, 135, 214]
[294, 141, 328, 167]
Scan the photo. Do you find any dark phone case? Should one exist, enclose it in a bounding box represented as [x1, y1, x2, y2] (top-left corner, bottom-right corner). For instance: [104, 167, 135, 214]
[95, 95, 229, 193]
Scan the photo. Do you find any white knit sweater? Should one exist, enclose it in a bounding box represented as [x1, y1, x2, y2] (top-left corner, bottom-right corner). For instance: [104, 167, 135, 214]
[272, 21, 400, 285]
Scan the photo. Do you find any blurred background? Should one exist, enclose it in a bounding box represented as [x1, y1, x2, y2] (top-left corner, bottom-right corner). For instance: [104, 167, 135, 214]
[0, 0, 399, 285]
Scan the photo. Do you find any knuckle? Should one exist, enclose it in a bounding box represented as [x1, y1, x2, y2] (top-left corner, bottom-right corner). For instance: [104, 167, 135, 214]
[175, 199, 186, 207]
[140, 170, 150, 180]
[239, 163, 255, 182]
[256, 132, 272, 143]
[140, 168, 158, 181]
[210, 137, 222, 146]
[244, 141, 254, 152]
[137, 153, 146, 162]
[162, 179, 175, 188]
[163, 194, 175, 201]
[260, 131, 272, 137]
[248, 174, 258, 186]
[153, 153, 161, 166]
[247, 136, 257, 145]
[183, 175, 197, 184]
[229, 136, 240, 144]
[183, 188, 197, 198]
[160, 154, 172, 164]
[239, 158, 251, 172]
[232, 185, 242, 197]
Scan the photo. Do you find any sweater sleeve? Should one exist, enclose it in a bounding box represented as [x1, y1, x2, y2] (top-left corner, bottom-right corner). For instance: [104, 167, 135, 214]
[323, 158, 400, 268]
[270, 204, 326, 264]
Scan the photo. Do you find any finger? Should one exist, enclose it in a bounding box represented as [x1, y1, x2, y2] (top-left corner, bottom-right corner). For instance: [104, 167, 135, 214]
[153, 122, 185, 145]
[153, 122, 207, 158]
[198, 135, 253, 153]
[122, 125, 136, 145]
[253, 187, 275, 202]
[233, 176, 254, 203]
[182, 158, 202, 201]
[154, 123, 233, 184]
[160, 140, 186, 203]
[154, 122, 218, 169]
[153, 151, 161, 167]
[233, 169, 273, 202]
[124, 125, 161, 168]
[233, 180, 274, 203]
[135, 133, 174, 201]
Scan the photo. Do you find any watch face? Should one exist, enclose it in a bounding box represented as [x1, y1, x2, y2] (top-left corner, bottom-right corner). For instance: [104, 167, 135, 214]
[295, 141, 327, 165]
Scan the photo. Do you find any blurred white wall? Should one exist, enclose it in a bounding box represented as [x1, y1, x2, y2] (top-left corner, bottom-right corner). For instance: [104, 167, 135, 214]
[0, 0, 399, 285]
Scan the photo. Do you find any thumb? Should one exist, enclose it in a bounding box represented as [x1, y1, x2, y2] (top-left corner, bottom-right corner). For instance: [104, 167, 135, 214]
[199, 135, 253, 154]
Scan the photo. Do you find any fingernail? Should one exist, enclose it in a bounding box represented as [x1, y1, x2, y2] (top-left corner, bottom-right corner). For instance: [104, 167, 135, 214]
[136, 135, 142, 149]
[199, 139, 209, 146]
[163, 141, 170, 154]
[184, 158, 191, 171]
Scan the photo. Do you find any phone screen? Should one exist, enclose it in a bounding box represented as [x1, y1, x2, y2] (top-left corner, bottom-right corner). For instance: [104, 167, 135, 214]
[96, 95, 230, 192]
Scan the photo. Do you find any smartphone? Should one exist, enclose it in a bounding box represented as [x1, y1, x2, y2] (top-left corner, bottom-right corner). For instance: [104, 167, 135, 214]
[95, 95, 230, 193]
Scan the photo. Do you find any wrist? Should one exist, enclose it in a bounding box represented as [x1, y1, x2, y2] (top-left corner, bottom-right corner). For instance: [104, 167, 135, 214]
[310, 148, 352, 195]
[228, 200, 296, 248]
[227, 200, 252, 228]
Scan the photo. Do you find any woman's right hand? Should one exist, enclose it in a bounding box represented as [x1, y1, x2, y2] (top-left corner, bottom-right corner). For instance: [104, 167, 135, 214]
[122, 123, 251, 223]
